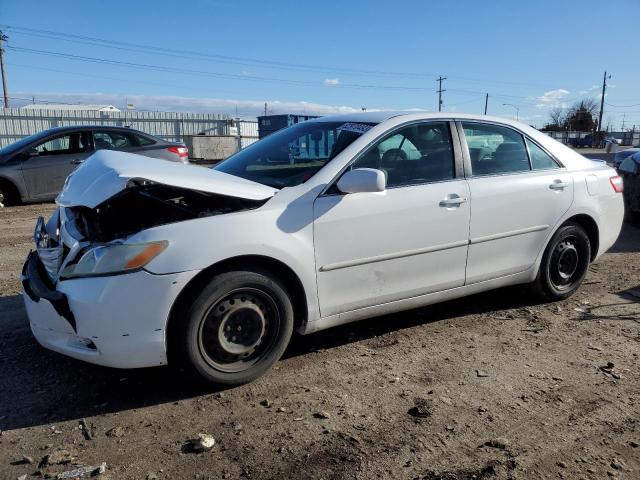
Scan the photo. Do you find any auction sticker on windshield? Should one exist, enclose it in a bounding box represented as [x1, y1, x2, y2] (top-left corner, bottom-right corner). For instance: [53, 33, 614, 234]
[337, 123, 373, 134]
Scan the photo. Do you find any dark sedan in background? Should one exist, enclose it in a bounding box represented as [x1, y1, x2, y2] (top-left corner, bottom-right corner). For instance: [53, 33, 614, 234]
[613, 144, 640, 168]
[0, 126, 188, 205]
[618, 152, 640, 222]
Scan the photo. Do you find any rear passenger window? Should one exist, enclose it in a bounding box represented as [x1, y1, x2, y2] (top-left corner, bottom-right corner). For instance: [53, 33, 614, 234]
[93, 131, 136, 151]
[352, 121, 455, 187]
[526, 138, 559, 170]
[462, 122, 530, 176]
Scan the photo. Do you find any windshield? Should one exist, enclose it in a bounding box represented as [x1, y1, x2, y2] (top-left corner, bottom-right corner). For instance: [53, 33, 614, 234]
[0, 130, 53, 156]
[214, 121, 376, 188]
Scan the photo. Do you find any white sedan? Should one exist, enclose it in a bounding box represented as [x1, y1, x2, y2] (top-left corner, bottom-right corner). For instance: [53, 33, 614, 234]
[22, 112, 624, 385]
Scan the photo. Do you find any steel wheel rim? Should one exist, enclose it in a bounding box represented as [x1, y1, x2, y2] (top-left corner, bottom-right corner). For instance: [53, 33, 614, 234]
[550, 236, 581, 290]
[198, 288, 280, 373]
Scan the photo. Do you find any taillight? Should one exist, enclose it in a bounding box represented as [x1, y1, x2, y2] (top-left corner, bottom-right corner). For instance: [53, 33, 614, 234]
[609, 175, 623, 193]
[167, 146, 189, 159]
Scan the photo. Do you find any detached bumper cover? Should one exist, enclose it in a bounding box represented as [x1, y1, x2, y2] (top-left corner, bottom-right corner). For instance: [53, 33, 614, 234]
[21, 253, 199, 369]
[22, 251, 76, 331]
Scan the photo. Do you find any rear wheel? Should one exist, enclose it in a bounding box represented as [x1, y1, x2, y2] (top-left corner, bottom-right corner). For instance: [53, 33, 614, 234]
[532, 223, 591, 300]
[174, 269, 294, 386]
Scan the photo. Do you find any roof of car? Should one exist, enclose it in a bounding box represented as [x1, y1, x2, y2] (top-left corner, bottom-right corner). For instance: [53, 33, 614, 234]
[39, 125, 151, 135]
[313, 111, 601, 172]
[314, 110, 527, 128]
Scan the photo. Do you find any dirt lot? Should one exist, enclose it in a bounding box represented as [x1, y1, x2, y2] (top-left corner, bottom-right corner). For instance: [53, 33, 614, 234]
[1, 203, 639, 480]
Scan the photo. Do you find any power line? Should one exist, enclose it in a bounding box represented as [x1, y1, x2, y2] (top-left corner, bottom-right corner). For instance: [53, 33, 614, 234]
[0, 24, 572, 90]
[2, 25, 440, 80]
[6, 45, 436, 92]
[605, 101, 640, 108]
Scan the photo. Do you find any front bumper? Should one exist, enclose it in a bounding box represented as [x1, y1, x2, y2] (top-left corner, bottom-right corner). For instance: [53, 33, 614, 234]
[21, 252, 198, 368]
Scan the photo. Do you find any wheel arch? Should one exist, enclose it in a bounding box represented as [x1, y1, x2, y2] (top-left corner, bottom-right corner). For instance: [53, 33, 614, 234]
[563, 213, 599, 262]
[0, 175, 23, 205]
[533, 212, 600, 280]
[166, 254, 308, 358]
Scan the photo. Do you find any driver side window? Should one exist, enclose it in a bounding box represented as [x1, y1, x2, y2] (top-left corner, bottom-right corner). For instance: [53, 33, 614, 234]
[351, 121, 455, 188]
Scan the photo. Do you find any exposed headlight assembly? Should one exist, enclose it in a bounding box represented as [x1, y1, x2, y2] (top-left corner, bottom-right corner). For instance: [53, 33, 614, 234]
[61, 241, 168, 279]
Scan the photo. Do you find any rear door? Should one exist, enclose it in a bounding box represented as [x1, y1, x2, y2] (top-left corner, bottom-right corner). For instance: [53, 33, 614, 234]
[20, 131, 92, 200]
[459, 121, 573, 284]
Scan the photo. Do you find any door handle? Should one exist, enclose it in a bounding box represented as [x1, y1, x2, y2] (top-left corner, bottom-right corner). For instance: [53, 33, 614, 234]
[549, 180, 569, 190]
[71, 159, 84, 165]
[439, 195, 468, 207]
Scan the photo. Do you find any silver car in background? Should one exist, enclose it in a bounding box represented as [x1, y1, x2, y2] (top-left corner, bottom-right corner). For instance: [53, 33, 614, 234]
[0, 126, 189, 205]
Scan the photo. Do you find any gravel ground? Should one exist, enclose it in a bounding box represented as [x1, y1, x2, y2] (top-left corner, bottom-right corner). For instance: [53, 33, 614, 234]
[0, 203, 638, 480]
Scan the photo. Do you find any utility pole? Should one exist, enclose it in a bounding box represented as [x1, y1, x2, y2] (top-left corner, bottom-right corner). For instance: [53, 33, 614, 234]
[0, 30, 9, 108]
[621, 113, 626, 131]
[436, 76, 446, 112]
[503, 103, 519, 121]
[264, 102, 267, 116]
[597, 71, 609, 137]
[484, 93, 488, 115]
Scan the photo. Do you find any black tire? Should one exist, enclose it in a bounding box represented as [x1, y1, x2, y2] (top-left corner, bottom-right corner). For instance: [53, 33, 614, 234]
[532, 222, 591, 301]
[0, 181, 20, 207]
[173, 269, 294, 386]
[624, 196, 640, 224]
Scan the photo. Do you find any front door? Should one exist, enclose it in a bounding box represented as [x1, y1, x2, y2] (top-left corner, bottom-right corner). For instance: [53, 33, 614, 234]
[20, 131, 92, 200]
[313, 121, 470, 318]
[460, 121, 574, 284]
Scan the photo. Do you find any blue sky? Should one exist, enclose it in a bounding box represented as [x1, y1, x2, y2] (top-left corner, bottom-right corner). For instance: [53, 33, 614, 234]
[1, 0, 638, 128]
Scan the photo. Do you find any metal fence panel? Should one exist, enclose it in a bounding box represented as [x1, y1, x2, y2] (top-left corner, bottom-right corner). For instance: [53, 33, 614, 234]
[0, 108, 233, 147]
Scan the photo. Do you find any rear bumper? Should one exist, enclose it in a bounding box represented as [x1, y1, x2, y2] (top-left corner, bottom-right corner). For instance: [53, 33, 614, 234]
[21, 252, 198, 368]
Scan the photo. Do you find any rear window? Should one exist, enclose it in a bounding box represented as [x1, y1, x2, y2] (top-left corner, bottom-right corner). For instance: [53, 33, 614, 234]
[134, 134, 156, 146]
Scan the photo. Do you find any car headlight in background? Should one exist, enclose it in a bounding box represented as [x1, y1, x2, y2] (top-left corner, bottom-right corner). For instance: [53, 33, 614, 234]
[60, 241, 168, 279]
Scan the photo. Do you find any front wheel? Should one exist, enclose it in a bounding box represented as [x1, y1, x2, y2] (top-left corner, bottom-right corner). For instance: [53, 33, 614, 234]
[532, 223, 591, 300]
[174, 269, 294, 386]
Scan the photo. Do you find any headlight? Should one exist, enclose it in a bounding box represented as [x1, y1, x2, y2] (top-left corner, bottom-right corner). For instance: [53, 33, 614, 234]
[61, 241, 168, 279]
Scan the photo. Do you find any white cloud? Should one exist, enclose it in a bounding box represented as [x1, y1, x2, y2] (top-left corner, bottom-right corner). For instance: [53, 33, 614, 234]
[12, 91, 365, 118]
[323, 78, 340, 87]
[535, 88, 569, 109]
[579, 85, 600, 95]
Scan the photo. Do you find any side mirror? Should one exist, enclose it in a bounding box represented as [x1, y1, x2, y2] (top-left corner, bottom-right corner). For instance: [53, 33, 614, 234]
[26, 147, 39, 157]
[337, 168, 386, 194]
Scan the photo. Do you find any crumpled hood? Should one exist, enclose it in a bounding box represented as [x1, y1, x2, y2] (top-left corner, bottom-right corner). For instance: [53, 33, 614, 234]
[56, 150, 278, 208]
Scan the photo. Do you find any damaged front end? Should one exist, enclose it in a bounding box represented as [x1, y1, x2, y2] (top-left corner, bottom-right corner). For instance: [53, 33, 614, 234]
[68, 180, 268, 243]
[32, 179, 269, 288]
[22, 150, 276, 364]
[26, 150, 277, 290]
[39, 150, 277, 278]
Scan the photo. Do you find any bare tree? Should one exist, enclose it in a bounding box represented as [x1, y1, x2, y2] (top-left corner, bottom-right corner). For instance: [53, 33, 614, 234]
[548, 107, 566, 130]
[546, 99, 598, 132]
[566, 98, 598, 131]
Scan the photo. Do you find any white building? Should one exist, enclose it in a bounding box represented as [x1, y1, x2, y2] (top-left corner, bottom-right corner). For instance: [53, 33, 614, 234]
[21, 104, 121, 112]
